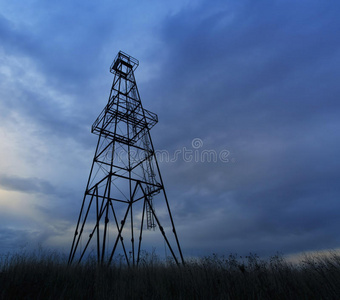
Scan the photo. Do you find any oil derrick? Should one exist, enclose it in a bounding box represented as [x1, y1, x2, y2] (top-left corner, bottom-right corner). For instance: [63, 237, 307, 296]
[68, 51, 184, 266]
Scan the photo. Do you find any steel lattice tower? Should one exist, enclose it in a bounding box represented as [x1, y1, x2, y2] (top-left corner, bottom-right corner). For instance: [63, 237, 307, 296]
[69, 51, 184, 266]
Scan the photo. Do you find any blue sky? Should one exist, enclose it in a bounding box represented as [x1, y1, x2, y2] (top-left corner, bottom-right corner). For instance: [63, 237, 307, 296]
[0, 0, 340, 258]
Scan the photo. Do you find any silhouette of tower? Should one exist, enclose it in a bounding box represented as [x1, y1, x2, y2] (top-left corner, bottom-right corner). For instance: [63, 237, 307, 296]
[69, 51, 184, 266]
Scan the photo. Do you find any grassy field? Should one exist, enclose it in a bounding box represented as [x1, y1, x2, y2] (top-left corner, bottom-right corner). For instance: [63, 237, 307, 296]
[1, 250, 340, 299]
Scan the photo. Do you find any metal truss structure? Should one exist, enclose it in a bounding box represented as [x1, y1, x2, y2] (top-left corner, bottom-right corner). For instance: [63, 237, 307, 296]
[69, 51, 184, 266]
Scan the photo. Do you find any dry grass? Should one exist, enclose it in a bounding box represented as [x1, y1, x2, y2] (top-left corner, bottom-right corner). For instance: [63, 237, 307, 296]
[1, 250, 340, 299]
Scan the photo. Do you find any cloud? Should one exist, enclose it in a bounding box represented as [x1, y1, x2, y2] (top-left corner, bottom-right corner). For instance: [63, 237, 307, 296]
[0, 227, 37, 252]
[0, 174, 56, 195]
[1, 0, 340, 257]
[142, 0, 340, 256]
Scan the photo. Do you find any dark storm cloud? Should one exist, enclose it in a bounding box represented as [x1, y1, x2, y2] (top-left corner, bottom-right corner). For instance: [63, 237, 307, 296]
[0, 3, 112, 87]
[1, 0, 340, 257]
[0, 174, 56, 195]
[0, 1, 163, 145]
[155, 0, 340, 127]
[0, 3, 117, 145]
[145, 0, 340, 255]
[0, 14, 37, 57]
[0, 227, 34, 252]
[0, 223, 70, 254]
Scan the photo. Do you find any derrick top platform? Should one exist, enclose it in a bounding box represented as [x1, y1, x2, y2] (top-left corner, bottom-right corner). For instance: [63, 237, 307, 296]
[110, 51, 139, 75]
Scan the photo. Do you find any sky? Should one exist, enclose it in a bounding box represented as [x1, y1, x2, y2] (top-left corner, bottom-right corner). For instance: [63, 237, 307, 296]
[0, 0, 340, 259]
